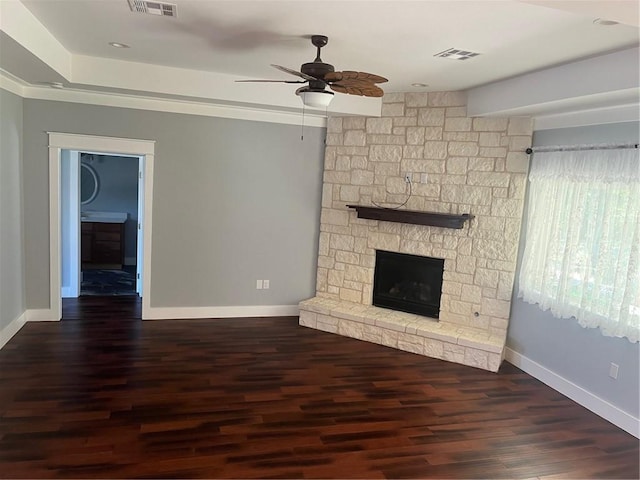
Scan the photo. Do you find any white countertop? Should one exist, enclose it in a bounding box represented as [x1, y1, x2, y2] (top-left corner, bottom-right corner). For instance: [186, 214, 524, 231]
[81, 211, 128, 223]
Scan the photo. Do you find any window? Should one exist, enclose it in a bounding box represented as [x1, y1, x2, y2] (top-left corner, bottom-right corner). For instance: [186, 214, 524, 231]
[518, 146, 639, 343]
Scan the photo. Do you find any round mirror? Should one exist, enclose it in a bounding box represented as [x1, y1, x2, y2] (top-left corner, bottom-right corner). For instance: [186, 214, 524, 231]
[80, 163, 99, 204]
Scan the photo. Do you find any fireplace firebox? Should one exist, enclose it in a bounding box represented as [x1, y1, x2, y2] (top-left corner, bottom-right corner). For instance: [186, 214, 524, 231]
[372, 250, 444, 319]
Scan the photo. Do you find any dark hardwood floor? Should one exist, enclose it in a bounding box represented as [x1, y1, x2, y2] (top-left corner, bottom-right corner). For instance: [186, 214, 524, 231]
[1, 296, 637, 479]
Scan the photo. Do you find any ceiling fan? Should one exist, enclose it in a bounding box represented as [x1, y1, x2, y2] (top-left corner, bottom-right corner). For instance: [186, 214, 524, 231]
[237, 35, 388, 108]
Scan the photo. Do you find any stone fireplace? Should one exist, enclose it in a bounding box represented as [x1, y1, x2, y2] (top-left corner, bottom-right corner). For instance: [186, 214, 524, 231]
[299, 91, 533, 372]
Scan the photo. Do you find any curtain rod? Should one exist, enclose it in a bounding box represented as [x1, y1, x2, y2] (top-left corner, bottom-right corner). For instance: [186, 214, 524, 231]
[525, 143, 638, 154]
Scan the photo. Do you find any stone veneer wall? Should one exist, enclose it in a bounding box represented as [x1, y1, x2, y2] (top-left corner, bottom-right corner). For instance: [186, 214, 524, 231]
[300, 91, 533, 371]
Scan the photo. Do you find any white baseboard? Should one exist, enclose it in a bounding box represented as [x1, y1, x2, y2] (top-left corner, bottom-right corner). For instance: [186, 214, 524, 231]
[0, 312, 27, 349]
[144, 304, 299, 320]
[505, 347, 639, 438]
[3, 305, 296, 346]
[26, 309, 59, 322]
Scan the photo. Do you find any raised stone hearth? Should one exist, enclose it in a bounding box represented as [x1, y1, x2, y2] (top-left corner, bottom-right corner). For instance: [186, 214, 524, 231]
[299, 297, 503, 371]
[300, 91, 533, 372]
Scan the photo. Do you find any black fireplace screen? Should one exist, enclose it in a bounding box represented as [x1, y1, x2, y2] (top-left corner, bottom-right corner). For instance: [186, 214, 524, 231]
[372, 250, 444, 319]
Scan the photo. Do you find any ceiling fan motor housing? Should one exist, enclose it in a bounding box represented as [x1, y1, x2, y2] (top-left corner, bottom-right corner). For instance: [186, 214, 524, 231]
[301, 61, 335, 82]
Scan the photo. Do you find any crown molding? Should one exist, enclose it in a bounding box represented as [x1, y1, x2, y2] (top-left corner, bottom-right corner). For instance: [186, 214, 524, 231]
[1, 71, 327, 127]
[0, 70, 25, 97]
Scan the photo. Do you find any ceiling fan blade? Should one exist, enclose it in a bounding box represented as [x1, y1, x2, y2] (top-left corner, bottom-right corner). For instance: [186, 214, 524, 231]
[271, 64, 316, 81]
[329, 82, 384, 97]
[325, 71, 388, 84]
[236, 79, 306, 83]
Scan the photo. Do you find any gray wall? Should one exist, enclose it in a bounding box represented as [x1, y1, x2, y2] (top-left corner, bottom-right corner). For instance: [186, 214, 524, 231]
[508, 121, 640, 417]
[22, 99, 325, 308]
[0, 88, 25, 330]
[82, 155, 139, 262]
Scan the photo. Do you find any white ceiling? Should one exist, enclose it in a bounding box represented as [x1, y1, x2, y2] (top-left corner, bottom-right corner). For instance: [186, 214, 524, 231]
[1, 0, 639, 118]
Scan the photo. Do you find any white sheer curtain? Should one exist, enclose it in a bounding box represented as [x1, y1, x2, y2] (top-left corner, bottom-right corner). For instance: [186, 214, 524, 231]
[518, 145, 640, 343]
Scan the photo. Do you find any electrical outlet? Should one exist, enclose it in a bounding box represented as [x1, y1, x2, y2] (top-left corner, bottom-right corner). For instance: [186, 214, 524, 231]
[405, 173, 412, 183]
[609, 362, 619, 379]
[421, 173, 428, 183]
[263, 280, 270, 289]
[256, 280, 263, 290]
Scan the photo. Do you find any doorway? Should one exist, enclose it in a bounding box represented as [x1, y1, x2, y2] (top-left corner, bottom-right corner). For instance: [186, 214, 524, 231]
[61, 152, 143, 297]
[48, 133, 155, 321]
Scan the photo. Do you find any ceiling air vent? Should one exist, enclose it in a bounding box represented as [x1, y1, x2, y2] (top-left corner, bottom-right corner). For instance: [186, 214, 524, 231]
[128, 0, 176, 17]
[434, 48, 480, 60]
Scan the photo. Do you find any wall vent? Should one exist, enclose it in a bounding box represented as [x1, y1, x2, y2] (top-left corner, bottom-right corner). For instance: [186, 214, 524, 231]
[128, 0, 177, 17]
[434, 48, 480, 60]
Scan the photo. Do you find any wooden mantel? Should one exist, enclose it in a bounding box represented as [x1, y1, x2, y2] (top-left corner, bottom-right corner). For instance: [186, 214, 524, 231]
[346, 205, 474, 229]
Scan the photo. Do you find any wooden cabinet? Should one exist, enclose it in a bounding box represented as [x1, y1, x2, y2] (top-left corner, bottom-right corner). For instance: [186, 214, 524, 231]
[81, 222, 124, 267]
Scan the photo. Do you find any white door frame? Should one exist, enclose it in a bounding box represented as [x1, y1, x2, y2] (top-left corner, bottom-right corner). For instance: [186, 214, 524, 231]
[61, 150, 81, 298]
[136, 157, 145, 296]
[48, 133, 155, 320]
[61, 151, 142, 298]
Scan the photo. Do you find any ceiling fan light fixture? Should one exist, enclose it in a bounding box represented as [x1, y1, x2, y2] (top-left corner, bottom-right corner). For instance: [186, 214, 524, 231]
[298, 89, 334, 109]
